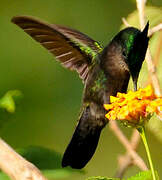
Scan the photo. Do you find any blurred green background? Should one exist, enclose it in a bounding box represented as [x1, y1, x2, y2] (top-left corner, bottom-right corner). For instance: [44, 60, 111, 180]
[0, 0, 162, 179]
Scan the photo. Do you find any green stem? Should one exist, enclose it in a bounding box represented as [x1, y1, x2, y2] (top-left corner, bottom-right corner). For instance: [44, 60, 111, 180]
[137, 126, 156, 180]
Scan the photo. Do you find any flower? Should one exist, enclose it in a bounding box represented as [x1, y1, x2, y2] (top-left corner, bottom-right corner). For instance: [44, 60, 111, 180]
[104, 85, 162, 127]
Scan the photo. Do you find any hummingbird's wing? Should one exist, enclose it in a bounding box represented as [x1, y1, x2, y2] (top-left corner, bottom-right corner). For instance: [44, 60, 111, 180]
[11, 16, 103, 83]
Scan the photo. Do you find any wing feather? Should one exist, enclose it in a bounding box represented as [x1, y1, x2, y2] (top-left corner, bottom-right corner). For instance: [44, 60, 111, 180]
[11, 16, 103, 82]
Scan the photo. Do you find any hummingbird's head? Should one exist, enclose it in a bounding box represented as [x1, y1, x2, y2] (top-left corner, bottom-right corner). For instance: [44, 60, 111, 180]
[113, 22, 149, 91]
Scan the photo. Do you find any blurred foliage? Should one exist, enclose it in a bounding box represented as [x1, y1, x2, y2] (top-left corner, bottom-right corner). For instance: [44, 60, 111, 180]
[86, 177, 118, 180]
[0, 90, 22, 113]
[0, 90, 22, 128]
[148, 115, 162, 143]
[17, 145, 84, 176]
[0, 171, 156, 180]
[0, 173, 10, 180]
[86, 170, 159, 180]
[86, 177, 114, 180]
[0, 169, 76, 180]
[42, 169, 75, 180]
[127, 170, 159, 180]
[17, 146, 63, 169]
[0, 0, 162, 180]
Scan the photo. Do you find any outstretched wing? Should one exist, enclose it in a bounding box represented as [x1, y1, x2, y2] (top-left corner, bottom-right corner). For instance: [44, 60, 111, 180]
[11, 16, 103, 82]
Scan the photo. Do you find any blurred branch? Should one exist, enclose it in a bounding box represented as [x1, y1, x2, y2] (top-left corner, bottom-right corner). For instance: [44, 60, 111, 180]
[122, 18, 131, 27]
[115, 129, 141, 178]
[116, 153, 135, 178]
[115, 154, 132, 178]
[109, 121, 148, 171]
[0, 138, 47, 180]
[136, 0, 147, 28]
[148, 23, 162, 37]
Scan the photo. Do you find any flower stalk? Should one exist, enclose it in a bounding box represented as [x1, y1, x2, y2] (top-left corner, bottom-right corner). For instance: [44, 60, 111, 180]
[137, 126, 156, 180]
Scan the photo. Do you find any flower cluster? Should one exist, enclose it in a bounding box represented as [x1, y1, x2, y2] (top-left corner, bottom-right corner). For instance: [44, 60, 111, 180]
[104, 85, 162, 127]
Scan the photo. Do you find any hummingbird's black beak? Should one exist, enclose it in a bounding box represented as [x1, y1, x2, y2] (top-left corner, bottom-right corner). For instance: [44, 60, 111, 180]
[142, 21, 149, 37]
[132, 22, 149, 92]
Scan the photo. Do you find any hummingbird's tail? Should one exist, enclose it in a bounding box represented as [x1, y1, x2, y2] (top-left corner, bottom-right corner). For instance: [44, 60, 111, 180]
[62, 106, 106, 169]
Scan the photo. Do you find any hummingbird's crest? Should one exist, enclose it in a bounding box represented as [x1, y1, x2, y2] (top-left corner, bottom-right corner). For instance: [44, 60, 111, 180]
[11, 16, 103, 82]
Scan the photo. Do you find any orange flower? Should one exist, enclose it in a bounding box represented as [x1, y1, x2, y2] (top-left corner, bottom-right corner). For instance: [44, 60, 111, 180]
[104, 85, 162, 127]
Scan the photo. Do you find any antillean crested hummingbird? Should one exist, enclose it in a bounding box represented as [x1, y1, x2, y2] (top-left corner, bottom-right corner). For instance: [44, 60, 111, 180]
[11, 16, 149, 169]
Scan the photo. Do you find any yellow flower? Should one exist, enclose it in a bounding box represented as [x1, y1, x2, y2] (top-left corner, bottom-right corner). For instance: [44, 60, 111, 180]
[104, 85, 162, 127]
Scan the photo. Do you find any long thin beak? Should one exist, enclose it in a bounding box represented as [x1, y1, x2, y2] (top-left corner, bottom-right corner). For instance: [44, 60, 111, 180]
[142, 21, 149, 37]
[132, 22, 149, 92]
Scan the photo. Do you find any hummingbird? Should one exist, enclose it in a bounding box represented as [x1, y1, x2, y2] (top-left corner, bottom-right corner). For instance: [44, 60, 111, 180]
[11, 16, 149, 169]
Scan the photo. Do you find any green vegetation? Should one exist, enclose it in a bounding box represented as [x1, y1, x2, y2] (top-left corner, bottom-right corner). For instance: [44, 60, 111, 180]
[0, 0, 161, 179]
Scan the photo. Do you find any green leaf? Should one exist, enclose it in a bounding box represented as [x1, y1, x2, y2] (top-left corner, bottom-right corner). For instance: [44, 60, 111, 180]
[86, 171, 160, 180]
[0, 90, 22, 113]
[127, 170, 159, 180]
[17, 145, 62, 169]
[86, 176, 119, 180]
[0, 173, 10, 180]
[17, 146, 83, 179]
[0, 169, 74, 180]
[42, 169, 73, 179]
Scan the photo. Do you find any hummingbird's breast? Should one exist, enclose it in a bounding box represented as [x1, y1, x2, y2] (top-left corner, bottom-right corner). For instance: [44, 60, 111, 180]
[81, 59, 130, 128]
[99, 41, 131, 103]
[83, 45, 130, 106]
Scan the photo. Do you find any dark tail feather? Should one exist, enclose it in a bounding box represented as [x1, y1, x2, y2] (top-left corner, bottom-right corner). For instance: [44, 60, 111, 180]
[62, 106, 103, 169]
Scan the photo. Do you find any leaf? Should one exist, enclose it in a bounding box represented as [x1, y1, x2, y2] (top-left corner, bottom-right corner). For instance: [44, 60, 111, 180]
[0, 169, 74, 180]
[127, 171, 152, 180]
[17, 145, 62, 169]
[0, 173, 10, 180]
[42, 169, 73, 179]
[127, 170, 159, 180]
[17, 146, 83, 179]
[86, 171, 160, 180]
[0, 90, 22, 113]
[86, 177, 119, 180]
